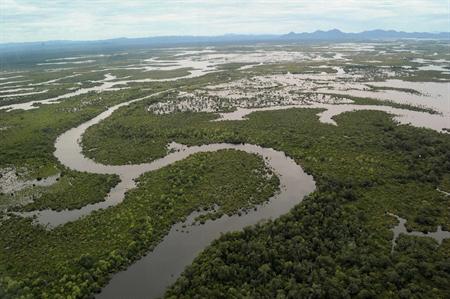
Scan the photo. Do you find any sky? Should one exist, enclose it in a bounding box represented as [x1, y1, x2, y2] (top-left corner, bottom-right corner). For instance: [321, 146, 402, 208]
[1, 0, 449, 43]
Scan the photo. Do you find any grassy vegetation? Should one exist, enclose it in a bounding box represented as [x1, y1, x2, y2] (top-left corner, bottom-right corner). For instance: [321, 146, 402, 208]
[347, 95, 439, 114]
[248, 62, 333, 75]
[1, 86, 81, 107]
[396, 70, 450, 82]
[0, 70, 111, 106]
[0, 150, 278, 298]
[366, 84, 422, 95]
[108, 68, 192, 81]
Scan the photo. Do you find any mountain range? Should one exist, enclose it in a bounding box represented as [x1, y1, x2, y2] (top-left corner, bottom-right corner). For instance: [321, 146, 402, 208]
[1, 29, 448, 56]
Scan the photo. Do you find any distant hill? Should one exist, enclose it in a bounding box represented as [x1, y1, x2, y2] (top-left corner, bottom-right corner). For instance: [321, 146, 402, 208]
[282, 29, 450, 40]
[0, 29, 448, 56]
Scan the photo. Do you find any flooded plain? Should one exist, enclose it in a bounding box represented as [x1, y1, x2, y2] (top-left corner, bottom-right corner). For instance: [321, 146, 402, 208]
[215, 103, 449, 132]
[18, 82, 449, 297]
[3, 42, 450, 298]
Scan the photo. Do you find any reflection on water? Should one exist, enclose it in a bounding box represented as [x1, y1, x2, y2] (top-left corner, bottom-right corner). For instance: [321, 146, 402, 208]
[98, 143, 315, 299]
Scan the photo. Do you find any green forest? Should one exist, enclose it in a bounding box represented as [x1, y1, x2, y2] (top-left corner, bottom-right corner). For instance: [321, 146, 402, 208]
[1, 41, 450, 298]
[0, 149, 278, 298]
[84, 103, 450, 298]
[1, 92, 449, 298]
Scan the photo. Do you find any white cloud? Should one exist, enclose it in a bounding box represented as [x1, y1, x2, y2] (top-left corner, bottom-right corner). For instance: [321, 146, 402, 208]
[0, 0, 448, 42]
[1, 0, 39, 14]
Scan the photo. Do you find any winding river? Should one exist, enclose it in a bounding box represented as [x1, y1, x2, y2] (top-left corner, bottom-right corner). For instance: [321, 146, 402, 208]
[19, 90, 317, 297]
[19, 87, 450, 298]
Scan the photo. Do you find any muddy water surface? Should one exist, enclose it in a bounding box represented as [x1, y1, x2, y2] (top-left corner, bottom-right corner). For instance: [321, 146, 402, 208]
[17, 90, 315, 298]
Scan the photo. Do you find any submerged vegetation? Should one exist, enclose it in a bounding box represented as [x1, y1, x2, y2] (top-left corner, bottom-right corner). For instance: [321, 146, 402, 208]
[16, 170, 120, 212]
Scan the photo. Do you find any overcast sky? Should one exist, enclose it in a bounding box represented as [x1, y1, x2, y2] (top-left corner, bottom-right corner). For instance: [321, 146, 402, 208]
[1, 0, 449, 43]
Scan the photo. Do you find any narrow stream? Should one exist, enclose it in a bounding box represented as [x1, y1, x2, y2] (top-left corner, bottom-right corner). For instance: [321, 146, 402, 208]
[388, 213, 450, 252]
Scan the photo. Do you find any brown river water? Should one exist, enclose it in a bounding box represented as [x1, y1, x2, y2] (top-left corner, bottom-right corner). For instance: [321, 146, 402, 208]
[15, 82, 450, 298]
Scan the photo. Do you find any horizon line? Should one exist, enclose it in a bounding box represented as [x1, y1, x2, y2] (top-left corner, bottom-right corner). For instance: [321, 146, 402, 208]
[1, 28, 449, 46]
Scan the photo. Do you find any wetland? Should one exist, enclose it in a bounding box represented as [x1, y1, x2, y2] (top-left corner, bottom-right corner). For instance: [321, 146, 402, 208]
[1, 40, 450, 298]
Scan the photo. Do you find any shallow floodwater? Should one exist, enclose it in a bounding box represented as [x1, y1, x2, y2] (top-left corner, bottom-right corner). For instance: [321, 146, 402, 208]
[0, 170, 60, 194]
[319, 80, 450, 117]
[389, 213, 450, 252]
[0, 74, 120, 111]
[217, 103, 450, 132]
[1, 65, 218, 111]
